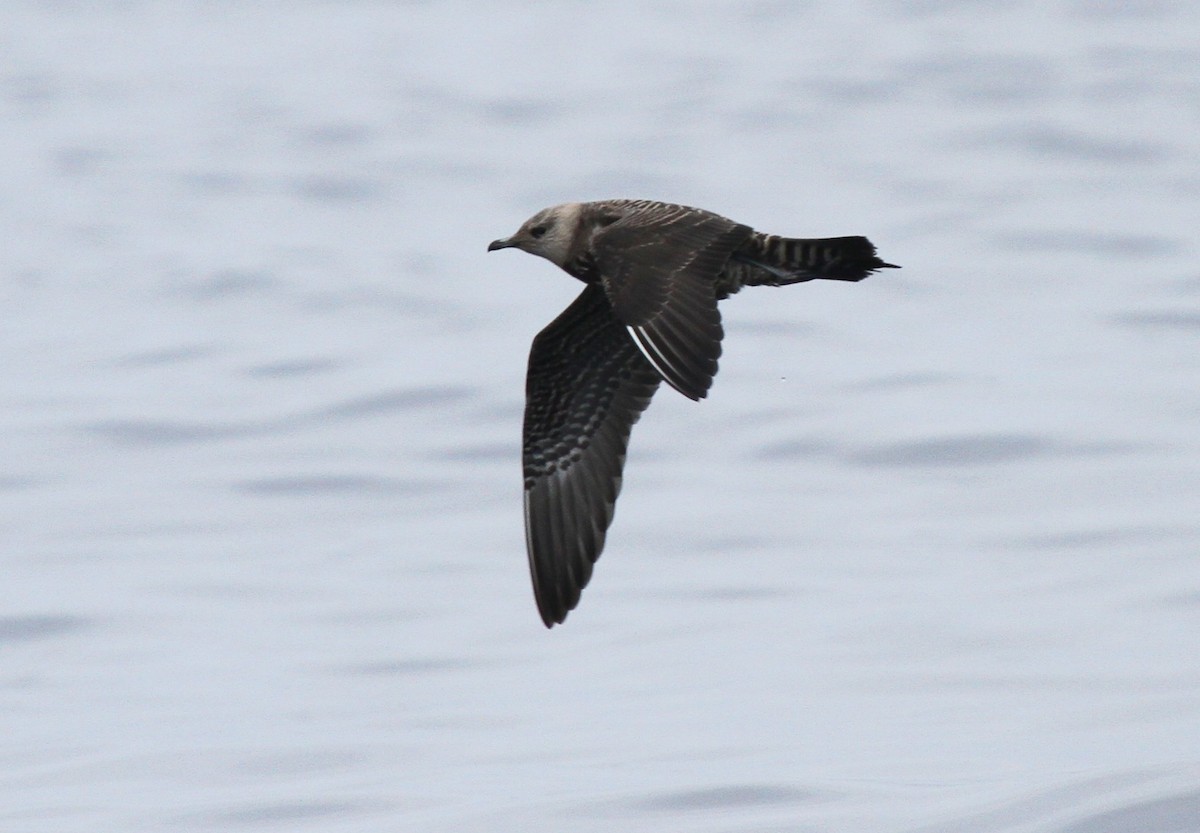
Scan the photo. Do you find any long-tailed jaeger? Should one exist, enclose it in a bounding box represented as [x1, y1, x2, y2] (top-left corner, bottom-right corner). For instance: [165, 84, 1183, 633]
[488, 199, 897, 627]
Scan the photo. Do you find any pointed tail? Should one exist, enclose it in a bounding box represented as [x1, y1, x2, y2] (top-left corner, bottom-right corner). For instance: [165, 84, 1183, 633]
[731, 233, 899, 284]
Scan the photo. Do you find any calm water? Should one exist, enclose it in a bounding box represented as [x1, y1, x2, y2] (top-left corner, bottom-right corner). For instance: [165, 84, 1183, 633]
[3, 2, 1199, 831]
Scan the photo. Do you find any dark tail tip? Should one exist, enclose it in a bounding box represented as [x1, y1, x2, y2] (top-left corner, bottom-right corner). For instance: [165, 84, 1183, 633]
[824, 237, 898, 281]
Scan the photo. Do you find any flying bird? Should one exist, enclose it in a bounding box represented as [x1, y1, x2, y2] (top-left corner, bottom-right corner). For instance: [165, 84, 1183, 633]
[488, 199, 897, 627]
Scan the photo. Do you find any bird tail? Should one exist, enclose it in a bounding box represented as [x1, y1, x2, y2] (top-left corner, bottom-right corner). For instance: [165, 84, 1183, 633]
[731, 233, 899, 284]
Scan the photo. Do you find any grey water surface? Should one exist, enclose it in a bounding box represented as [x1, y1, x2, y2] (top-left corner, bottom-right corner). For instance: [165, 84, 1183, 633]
[3, 1, 1199, 831]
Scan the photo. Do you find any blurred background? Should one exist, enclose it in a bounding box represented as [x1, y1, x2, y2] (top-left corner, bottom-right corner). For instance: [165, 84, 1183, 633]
[2, 1, 1198, 831]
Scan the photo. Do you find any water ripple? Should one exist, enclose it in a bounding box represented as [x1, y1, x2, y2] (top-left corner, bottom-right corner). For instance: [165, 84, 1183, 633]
[171, 270, 278, 301]
[243, 358, 343, 378]
[997, 525, 1194, 550]
[982, 123, 1169, 164]
[1055, 789, 1200, 833]
[233, 475, 445, 497]
[291, 176, 382, 203]
[848, 434, 1058, 467]
[85, 419, 260, 445]
[630, 783, 823, 813]
[192, 800, 368, 827]
[0, 615, 88, 643]
[344, 658, 476, 676]
[306, 386, 473, 421]
[85, 419, 259, 445]
[992, 230, 1182, 257]
[81, 385, 475, 447]
[1111, 310, 1200, 331]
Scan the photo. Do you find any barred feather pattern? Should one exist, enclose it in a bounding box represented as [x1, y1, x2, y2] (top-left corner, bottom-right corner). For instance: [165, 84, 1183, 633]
[717, 231, 898, 298]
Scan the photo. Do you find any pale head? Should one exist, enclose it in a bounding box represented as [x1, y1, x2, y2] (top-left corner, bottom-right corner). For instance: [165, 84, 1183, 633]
[487, 203, 583, 269]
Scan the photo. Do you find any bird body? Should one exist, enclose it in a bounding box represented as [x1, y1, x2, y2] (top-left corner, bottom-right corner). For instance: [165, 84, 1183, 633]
[489, 199, 896, 626]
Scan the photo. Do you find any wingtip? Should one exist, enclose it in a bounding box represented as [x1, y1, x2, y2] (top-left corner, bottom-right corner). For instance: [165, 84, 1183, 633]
[540, 602, 566, 628]
[531, 571, 572, 627]
[660, 377, 707, 401]
[531, 568, 573, 628]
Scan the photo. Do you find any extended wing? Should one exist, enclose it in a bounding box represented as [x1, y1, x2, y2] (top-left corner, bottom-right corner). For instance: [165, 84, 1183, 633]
[523, 285, 662, 626]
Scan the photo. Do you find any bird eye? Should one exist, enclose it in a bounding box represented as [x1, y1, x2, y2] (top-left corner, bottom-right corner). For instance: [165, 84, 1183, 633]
[530, 225, 547, 239]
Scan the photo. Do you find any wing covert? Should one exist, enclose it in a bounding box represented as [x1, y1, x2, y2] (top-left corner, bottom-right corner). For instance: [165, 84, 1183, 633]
[590, 201, 752, 400]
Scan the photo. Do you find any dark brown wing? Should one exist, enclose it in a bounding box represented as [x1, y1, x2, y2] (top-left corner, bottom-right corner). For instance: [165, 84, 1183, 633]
[591, 201, 753, 401]
[523, 284, 662, 627]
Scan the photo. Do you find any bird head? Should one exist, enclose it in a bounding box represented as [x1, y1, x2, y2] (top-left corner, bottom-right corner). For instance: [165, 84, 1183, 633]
[487, 203, 581, 268]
